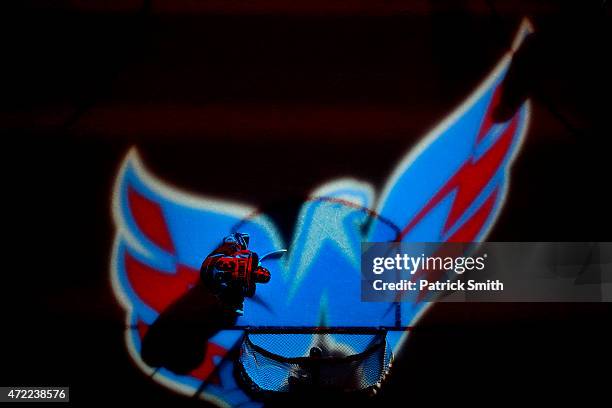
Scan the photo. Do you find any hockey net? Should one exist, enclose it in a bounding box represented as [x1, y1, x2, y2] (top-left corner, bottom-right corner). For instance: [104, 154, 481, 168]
[236, 329, 393, 394]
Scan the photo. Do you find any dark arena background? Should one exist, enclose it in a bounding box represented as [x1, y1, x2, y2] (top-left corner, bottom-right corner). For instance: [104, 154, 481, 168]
[2, 1, 611, 406]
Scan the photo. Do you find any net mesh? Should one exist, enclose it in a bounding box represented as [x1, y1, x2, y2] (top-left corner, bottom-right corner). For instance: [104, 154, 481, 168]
[237, 330, 392, 393]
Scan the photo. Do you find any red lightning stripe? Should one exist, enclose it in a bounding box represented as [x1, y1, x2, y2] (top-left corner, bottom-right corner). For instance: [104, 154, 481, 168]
[136, 319, 150, 339]
[476, 86, 504, 144]
[128, 186, 176, 254]
[412, 188, 499, 302]
[124, 253, 199, 313]
[398, 114, 518, 241]
[448, 187, 499, 242]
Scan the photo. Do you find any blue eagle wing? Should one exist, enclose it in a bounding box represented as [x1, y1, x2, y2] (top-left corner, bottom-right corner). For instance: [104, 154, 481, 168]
[368, 19, 533, 329]
[260, 20, 534, 334]
[111, 148, 285, 405]
[111, 148, 286, 323]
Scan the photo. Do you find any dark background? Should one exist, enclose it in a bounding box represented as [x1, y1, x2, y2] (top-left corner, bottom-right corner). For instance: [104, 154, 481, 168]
[2, 1, 611, 405]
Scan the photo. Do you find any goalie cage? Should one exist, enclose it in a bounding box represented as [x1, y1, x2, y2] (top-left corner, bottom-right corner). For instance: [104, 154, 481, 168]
[236, 328, 393, 396]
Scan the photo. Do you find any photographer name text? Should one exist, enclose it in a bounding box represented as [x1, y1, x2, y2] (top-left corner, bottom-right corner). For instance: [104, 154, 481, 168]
[369, 253, 503, 293]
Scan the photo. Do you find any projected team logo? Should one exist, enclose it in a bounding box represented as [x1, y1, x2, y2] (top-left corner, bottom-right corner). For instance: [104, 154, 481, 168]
[111, 20, 533, 407]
